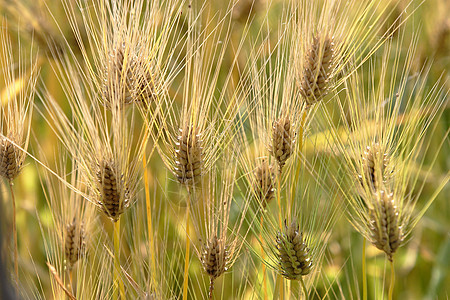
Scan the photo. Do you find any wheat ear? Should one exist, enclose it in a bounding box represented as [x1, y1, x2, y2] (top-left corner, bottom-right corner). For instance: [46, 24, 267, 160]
[103, 43, 155, 109]
[369, 190, 403, 262]
[271, 115, 294, 173]
[201, 235, 228, 300]
[174, 126, 203, 186]
[299, 34, 335, 106]
[64, 218, 86, 270]
[0, 135, 26, 284]
[253, 159, 275, 209]
[276, 220, 313, 280]
[361, 143, 389, 192]
[96, 159, 129, 222]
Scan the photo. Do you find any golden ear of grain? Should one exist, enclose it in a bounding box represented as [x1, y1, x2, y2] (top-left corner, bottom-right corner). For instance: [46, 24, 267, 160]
[131, 56, 156, 109]
[174, 126, 203, 185]
[201, 235, 228, 280]
[103, 44, 155, 109]
[271, 116, 294, 172]
[369, 190, 403, 261]
[276, 220, 313, 280]
[360, 143, 389, 192]
[96, 159, 129, 222]
[299, 34, 335, 106]
[253, 160, 275, 208]
[0, 135, 25, 181]
[103, 44, 134, 107]
[64, 218, 86, 269]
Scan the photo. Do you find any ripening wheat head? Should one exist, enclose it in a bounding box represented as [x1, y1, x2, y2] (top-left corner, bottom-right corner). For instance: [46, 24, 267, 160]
[39, 154, 107, 299]
[328, 37, 449, 261]
[291, 0, 415, 107]
[60, 0, 185, 111]
[156, 5, 241, 191]
[43, 49, 147, 222]
[236, 116, 276, 211]
[0, 24, 37, 182]
[189, 152, 250, 298]
[246, 32, 303, 175]
[251, 149, 342, 291]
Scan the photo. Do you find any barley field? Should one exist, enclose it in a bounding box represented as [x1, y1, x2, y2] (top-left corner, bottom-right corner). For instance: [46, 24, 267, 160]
[0, 0, 448, 299]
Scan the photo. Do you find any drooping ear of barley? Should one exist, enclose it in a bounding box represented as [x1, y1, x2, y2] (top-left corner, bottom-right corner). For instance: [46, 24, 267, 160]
[271, 115, 295, 172]
[64, 218, 87, 270]
[276, 220, 313, 280]
[299, 34, 335, 106]
[174, 126, 203, 186]
[368, 190, 403, 262]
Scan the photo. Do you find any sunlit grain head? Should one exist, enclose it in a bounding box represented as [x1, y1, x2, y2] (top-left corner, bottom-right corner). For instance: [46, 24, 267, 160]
[291, 0, 416, 107]
[0, 22, 37, 182]
[325, 35, 449, 260]
[156, 4, 243, 192]
[42, 51, 147, 222]
[60, 0, 185, 111]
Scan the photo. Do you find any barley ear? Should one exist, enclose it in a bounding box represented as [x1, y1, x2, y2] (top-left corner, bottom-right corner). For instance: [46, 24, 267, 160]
[64, 218, 86, 270]
[276, 220, 313, 280]
[270, 116, 294, 172]
[299, 34, 335, 106]
[174, 126, 203, 186]
[360, 143, 390, 192]
[369, 190, 403, 261]
[103, 44, 155, 109]
[201, 236, 228, 299]
[253, 160, 275, 208]
[96, 159, 129, 222]
[0, 135, 25, 181]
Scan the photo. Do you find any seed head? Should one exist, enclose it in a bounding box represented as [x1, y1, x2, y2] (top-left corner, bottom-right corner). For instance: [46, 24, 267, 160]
[369, 190, 403, 261]
[0, 135, 25, 181]
[174, 126, 203, 186]
[276, 220, 313, 280]
[299, 34, 335, 106]
[360, 143, 390, 192]
[201, 235, 228, 280]
[253, 160, 275, 208]
[103, 43, 155, 109]
[96, 159, 129, 222]
[270, 116, 294, 172]
[64, 218, 86, 269]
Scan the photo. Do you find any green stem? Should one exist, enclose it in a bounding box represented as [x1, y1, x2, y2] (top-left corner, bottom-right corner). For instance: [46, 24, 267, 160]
[388, 259, 395, 300]
[260, 215, 268, 300]
[300, 277, 308, 300]
[277, 174, 282, 228]
[9, 181, 19, 288]
[183, 192, 191, 300]
[362, 238, 367, 300]
[289, 110, 307, 211]
[143, 153, 157, 289]
[114, 219, 125, 300]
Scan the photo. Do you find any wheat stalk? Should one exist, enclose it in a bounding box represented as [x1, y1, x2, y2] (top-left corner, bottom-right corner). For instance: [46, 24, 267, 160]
[0, 23, 37, 286]
[323, 35, 449, 299]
